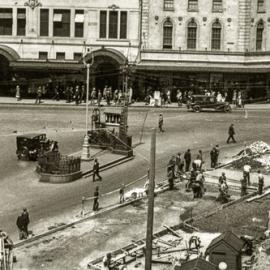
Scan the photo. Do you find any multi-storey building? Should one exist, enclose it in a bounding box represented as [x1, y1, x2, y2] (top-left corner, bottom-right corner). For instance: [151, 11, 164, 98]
[137, 0, 270, 101]
[0, 0, 140, 95]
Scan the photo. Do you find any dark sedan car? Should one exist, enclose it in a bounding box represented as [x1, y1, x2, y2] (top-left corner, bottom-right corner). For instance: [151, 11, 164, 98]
[187, 95, 232, 112]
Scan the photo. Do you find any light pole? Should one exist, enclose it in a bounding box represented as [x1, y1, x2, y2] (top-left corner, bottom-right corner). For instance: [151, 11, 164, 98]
[81, 62, 91, 161]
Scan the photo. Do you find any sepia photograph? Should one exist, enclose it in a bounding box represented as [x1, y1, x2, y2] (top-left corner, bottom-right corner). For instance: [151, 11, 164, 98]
[0, 0, 270, 269]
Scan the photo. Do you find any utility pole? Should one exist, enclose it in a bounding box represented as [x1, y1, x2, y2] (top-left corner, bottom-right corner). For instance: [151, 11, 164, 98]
[81, 62, 91, 161]
[145, 128, 156, 270]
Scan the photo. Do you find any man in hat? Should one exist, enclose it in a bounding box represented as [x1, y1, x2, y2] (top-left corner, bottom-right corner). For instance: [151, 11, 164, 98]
[16, 208, 30, 239]
[93, 158, 102, 182]
[227, 123, 237, 143]
[158, 114, 164, 132]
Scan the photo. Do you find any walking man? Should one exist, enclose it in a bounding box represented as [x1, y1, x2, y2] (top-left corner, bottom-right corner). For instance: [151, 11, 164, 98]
[93, 186, 99, 211]
[258, 170, 264, 195]
[158, 113, 165, 132]
[184, 149, 191, 172]
[93, 158, 102, 182]
[227, 124, 237, 143]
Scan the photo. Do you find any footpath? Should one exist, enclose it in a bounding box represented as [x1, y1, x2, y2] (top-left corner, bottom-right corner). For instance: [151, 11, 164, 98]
[1, 96, 270, 110]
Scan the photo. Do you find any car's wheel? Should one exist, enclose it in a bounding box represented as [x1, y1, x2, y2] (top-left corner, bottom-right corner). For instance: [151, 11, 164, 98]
[193, 105, 201, 113]
[224, 105, 232, 113]
[18, 147, 29, 160]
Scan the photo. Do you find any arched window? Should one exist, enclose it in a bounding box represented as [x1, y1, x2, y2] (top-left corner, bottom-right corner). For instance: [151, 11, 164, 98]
[256, 21, 264, 51]
[211, 21, 221, 50]
[187, 20, 197, 49]
[163, 20, 173, 49]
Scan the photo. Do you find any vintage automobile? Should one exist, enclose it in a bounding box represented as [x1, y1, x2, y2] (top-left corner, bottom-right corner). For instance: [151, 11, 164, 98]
[16, 133, 57, 161]
[187, 95, 232, 112]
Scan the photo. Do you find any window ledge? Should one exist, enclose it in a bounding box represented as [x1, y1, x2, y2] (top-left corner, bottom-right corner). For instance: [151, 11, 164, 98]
[187, 8, 199, 12]
[164, 8, 174, 12]
[97, 38, 130, 42]
[212, 9, 223, 13]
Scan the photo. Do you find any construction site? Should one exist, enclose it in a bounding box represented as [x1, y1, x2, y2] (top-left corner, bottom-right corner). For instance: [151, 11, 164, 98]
[0, 138, 268, 270]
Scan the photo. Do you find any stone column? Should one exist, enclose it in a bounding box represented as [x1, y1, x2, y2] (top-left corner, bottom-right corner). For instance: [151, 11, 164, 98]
[49, 8, 53, 37]
[12, 7, 17, 36]
[70, 9, 75, 38]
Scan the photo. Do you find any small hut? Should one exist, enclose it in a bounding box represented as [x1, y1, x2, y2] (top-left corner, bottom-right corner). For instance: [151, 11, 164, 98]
[205, 231, 243, 270]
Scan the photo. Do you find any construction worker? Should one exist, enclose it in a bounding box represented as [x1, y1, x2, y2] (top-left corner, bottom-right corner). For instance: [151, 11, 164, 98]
[258, 170, 264, 195]
[16, 208, 30, 240]
[93, 158, 102, 182]
[119, 184, 125, 204]
[102, 252, 112, 270]
[240, 177, 248, 197]
[93, 186, 100, 211]
[243, 164, 251, 186]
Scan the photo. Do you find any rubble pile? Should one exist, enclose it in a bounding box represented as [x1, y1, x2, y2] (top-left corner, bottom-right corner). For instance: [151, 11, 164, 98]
[249, 141, 270, 155]
[231, 156, 263, 170]
[256, 155, 270, 171]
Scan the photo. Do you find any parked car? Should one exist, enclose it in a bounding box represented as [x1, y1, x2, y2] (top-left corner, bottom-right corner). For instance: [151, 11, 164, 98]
[187, 95, 232, 112]
[16, 133, 57, 161]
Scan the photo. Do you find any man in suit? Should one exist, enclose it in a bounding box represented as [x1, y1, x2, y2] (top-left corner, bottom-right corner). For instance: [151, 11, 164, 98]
[227, 124, 236, 143]
[93, 158, 102, 182]
[184, 149, 191, 172]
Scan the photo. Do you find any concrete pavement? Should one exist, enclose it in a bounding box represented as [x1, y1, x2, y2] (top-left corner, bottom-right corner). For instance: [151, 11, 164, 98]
[1, 96, 270, 110]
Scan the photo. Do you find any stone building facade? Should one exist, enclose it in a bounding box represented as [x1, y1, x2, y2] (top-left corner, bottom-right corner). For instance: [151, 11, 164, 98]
[0, 0, 140, 96]
[137, 0, 270, 101]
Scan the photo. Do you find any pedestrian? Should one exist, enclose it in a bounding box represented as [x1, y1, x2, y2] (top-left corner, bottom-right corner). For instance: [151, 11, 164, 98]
[258, 170, 264, 195]
[227, 123, 237, 143]
[210, 147, 216, 168]
[74, 85, 80, 105]
[102, 252, 112, 270]
[80, 85, 85, 103]
[119, 184, 125, 204]
[175, 152, 183, 176]
[90, 87, 97, 105]
[158, 113, 164, 132]
[240, 177, 248, 197]
[198, 150, 203, 169]
[93, 158, 102, 182]
[93, 186, 99, 211]
[243, 164, 251, 186]
[168, 168, 174, 190]
[35, 86, 42, 104]
[219, 172, 226, 186]
[176, 90, 182, 107]
[214, 144, 220, 167]
[184, 149, 191, 172]
[167, 155, 176, 178]
[16, 208, 30, 239]
[15, 85, 21, 101]
[97, 90, 102, 106]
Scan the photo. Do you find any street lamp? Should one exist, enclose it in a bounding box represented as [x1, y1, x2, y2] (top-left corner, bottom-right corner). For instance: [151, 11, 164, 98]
[81, 54, 93, 161]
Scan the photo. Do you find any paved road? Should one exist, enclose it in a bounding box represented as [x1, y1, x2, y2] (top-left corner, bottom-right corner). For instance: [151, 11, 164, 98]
[1, 106, 270, 239]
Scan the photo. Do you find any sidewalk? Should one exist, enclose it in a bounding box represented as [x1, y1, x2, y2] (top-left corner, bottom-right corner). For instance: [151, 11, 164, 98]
[1, 96, 270, 110]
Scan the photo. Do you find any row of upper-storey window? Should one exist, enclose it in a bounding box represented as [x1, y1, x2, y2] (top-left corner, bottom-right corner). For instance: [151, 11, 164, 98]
[164, 0, 266, 13]
[0, 8, 128, 39]
[162, 19, 266, 51]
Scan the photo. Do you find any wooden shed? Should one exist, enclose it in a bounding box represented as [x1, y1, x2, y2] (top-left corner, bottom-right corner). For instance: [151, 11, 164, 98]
[205, 231, 244, 270]
[175, 257, 217, 270]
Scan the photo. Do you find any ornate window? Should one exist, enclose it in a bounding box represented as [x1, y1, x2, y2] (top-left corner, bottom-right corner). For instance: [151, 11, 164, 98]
[188, 0, 198, 11]
[212, 0, 223, 12]
[187, 20, 197, 49]
[99, 10, 127, 39]
[163, 19, 173, 49]
[256, 21, 264, 51]
[257, 0, 265, 13]
[164, 0, 174, 11]
[211, 20, 222, 50]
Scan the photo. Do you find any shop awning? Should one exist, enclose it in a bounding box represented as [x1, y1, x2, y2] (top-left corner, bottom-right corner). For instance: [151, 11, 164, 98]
[10, 60, 84, 72]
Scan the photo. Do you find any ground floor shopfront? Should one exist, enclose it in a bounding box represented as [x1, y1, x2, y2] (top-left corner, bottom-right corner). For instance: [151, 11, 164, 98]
[1, 47, 270, 103]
